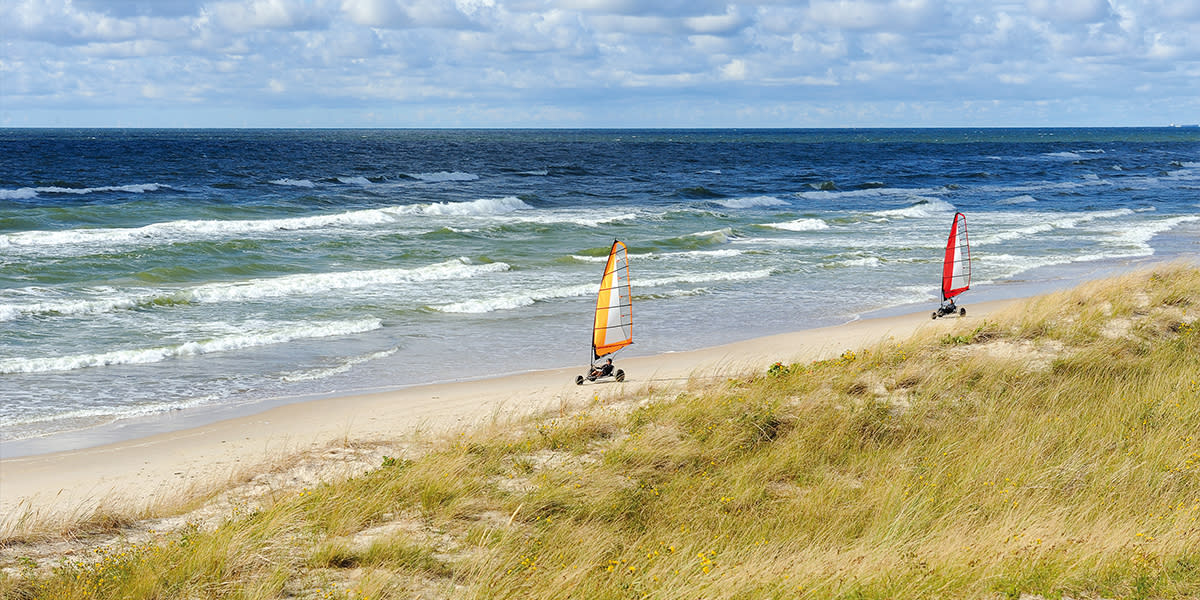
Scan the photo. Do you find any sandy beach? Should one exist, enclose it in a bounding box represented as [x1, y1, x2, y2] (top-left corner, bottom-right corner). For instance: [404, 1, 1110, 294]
[0, 297, 1020, 530]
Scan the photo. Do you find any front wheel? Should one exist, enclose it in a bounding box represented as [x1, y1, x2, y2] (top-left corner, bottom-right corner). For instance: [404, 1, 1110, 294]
[959, 307, 966, 317]
[575, 375, 584, 385]
[931, 311, 938, 320]
[614, 369, 625, 382]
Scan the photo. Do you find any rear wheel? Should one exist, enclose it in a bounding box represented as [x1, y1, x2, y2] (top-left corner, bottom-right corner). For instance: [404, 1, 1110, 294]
[614, 369, 625, 382]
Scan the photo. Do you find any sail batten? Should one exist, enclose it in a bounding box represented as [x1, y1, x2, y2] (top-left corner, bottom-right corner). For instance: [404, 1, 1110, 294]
[942, 212, 971, 300]
[592, 240, 633, 359]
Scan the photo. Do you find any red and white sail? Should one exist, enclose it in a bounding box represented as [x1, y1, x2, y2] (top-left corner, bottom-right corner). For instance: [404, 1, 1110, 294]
[941, 212, 970, 300]
[592, 240, 633, 360]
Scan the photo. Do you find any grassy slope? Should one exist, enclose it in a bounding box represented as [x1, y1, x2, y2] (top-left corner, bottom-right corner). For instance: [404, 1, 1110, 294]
[2, 265, 1198, 599]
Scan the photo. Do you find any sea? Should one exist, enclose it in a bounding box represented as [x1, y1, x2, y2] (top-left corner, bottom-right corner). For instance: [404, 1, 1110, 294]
[2, 128, 1198, 456]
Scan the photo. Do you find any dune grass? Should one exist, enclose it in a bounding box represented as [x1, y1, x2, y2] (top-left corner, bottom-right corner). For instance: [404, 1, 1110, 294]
[2, 265, 1198, 599]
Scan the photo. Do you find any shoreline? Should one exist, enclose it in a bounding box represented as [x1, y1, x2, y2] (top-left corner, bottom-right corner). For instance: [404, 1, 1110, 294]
[0, 295, 1023, 528]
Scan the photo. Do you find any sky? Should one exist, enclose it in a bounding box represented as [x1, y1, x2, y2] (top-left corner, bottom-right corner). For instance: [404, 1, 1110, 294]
[2, 0, 1199, 128]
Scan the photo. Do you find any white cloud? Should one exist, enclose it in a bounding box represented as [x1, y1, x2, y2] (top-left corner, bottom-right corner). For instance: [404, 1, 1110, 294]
[3, 0, 1199, 126]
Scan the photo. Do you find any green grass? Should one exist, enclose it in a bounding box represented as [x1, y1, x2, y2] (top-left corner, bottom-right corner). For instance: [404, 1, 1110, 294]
[3, 264, 1199, 599]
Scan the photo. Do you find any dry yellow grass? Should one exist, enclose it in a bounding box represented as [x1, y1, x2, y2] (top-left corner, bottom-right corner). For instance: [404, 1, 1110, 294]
[2, 264, 1198, 599]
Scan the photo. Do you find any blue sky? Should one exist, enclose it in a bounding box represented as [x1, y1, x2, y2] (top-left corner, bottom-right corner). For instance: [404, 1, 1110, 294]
[2, 0, 1198, 127]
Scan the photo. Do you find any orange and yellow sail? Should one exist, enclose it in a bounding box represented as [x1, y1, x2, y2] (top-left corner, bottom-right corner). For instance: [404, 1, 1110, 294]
[592, 240, 633, 360]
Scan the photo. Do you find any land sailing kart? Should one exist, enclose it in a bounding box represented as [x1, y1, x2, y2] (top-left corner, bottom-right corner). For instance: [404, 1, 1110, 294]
[932, 212, 971, 320]
[575, 364, 626, 385]
[575, 240, 633, 385]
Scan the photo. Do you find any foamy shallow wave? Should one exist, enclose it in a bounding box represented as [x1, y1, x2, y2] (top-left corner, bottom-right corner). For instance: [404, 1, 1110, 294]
[0, 393, 222, 432]
[281, 348, 399, 383]
[0, 319, 383, 374]
[0, 183, 169, 199]
[337, 176, 373, 185]
[187, 259, 510, 303]
[410, 171, 479, 182]
[974, 209, 1136, 246]
[762, 218, 829, 232]
[714, 196, 788, 209]
[433, 269, 773, 314]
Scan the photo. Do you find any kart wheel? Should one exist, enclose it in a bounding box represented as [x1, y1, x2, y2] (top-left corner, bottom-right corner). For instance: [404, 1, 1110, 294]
[575, 375, 584, 385]
[614, 369, 625, 382]
[959, 307, 966, 317]
[931, 312, 938, 320]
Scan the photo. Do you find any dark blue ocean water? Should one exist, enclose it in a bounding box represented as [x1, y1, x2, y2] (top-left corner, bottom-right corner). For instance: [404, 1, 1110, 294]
[2, 128, 1198, 453]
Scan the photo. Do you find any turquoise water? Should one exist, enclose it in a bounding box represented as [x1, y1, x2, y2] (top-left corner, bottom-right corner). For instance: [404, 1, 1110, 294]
[2, 128, 1197, 454]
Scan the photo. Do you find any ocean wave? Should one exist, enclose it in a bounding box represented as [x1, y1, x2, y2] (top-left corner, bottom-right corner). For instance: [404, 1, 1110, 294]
[0, 198, 535, 253]
[0, 208, 402, 251]
[410, 171, 480, 182]
[336, 176, 373, 185]
[998, 194, 1038, 205]
[761, 218, 829, 232]
[269, 178, 316, 188]
[793, 185, 942, 200]
[713, 196, 788, 209]
[186, 259, 509, 303]
[433, 269, 772, 314]
[391, 196, 531, 216]
[0, 183, 170, 199]
[0, 259, 509, 321]
[0, 319, 383, 374]
[870, 197, 956, 219]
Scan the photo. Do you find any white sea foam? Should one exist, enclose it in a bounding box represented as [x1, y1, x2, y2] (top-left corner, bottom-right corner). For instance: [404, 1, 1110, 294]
[337, 176, 373, 185]
[270, 178, 316, 188]
[714, 196, 788, 209]
[0, 319, 383, 374]
[410, 171, 480, 182]
[1043, 152, 1083, 159]
[762, 218, 829, 232]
